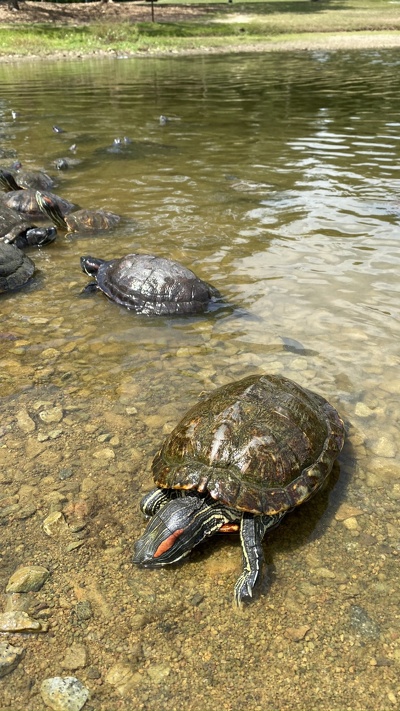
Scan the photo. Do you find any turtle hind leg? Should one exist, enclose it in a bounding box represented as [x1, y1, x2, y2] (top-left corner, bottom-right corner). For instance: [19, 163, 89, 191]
[234, 511, 286, 607]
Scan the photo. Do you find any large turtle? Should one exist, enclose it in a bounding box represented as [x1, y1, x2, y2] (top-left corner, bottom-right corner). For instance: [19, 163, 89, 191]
[80, 253, 221, 315]
[36, 191, 120, 234]
[0, 242, 35, 293]
[133, 374, 345, 605]
[0, 171, 76, 218]
[0, 204, 57, 249]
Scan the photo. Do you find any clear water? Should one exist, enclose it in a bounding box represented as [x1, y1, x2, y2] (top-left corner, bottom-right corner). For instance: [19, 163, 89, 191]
[0, 51, 400, 711]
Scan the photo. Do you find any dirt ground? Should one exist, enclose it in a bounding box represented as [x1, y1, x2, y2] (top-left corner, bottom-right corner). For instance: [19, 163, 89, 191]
[0, 0, 217, 25]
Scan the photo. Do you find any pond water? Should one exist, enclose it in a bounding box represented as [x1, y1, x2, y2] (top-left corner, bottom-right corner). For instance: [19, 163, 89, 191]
[0, 50, 399, 710]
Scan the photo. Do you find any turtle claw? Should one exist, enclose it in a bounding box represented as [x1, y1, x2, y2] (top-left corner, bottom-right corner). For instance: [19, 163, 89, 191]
[233, 573, 255, 607]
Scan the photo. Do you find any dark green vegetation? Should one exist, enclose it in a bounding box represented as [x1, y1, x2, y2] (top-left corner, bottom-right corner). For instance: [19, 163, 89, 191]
[0, 0, 399, 57]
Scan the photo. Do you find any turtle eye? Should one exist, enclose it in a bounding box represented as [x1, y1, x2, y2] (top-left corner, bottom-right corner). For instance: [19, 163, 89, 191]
[154, 528, 185, 558]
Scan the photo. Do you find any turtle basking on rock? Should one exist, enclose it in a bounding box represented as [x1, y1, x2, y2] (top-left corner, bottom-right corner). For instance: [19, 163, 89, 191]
[80, 253, 221, 315]
[133, 374, 345, 606]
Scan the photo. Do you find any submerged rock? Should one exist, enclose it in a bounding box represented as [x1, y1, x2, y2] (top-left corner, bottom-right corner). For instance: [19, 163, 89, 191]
[0, 642, 24, 677]
[6, 565, 50, 593]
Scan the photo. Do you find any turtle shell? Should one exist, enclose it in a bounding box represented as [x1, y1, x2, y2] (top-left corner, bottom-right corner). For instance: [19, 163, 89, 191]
[0, 243, 35, 293]
[152, 374, 345, 516]
[66, 209, 120, 233]
[95, 253, 220, 315]
[0, 190, 75, 218]
[14, 170, 55, 191]
[0, 204, 32, 240]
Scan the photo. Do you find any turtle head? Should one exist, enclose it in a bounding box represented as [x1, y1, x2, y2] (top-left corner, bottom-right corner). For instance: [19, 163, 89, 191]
[80, 255, 105, 277]
[0, 169, 20, 192]
[22, 226, 57, 248]
[133, 495, 214, 568]
[35, 191, 67, 230]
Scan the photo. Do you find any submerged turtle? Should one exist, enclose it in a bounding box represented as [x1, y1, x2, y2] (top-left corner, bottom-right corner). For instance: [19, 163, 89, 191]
[0, 242, 35, 293]
[133, 374, 345, 605]
[0, 171, 76, 218]
[0, 204, 57, 249]
[36, 191, 120, 234]
[80, 253, 221, 315]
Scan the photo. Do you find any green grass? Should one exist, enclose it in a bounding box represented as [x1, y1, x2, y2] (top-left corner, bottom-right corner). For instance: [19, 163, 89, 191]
[0, 0, 400, 57]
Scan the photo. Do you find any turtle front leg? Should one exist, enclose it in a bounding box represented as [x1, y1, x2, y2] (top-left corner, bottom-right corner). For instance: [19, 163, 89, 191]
[234, 511, 286, 607]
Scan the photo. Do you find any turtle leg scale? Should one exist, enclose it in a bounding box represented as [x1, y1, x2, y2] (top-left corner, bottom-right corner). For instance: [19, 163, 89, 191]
[234, 511, 286, 606]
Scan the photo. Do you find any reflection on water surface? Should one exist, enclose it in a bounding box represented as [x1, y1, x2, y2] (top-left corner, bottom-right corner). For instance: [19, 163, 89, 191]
[0, 50, 400, 711]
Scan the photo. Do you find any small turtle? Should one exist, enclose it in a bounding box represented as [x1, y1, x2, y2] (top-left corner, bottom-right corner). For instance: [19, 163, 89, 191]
[80, 253, 221, 315]
[0, 204, 57, 249]
[0, 171, 76, 218]
[0, 242, 35, 293]
[36, 191, 120, 234]
[133, 374, 345, 605]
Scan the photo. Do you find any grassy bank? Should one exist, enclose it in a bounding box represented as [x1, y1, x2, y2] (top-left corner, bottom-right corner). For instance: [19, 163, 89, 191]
[0, 0, 400, 58]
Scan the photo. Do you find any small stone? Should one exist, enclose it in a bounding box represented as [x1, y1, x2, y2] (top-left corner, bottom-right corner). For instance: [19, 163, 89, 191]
[39, 407, 64, 424]
[105, 663, 142, 695]
[6, 565, 50, 593]
[0, 642, 25, 677]
[74, 601, 93, 621]
[61, 644, 88, 671]
[93, 448, 115, 460]
[284, 625, 311, 642]
[335, 504, 364, 521]
[368, 436, 397, 458]
[41, 348, 61, 360]
[146, 663, 171, 683]
[16, 409, 36, 433]
[354, 402, 374, 418]
[0, 611, 49, 633]
[41, 676, 90, 711]
[312, 567, 336, 579]
[350, 605, 380, 639]
[343, 517, 359, 531]
[66, 540, 85, 552]
[130, 614, 148, 631]
[43, 511, 69, 537]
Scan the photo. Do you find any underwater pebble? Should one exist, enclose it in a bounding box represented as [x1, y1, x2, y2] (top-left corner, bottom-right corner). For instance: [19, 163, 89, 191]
[43, 511, 69, 538]
[368, 436, 397, 458]
[16, 409, 36, 433]
[93, 448, 115, 460]
[39, 407, 64, 424]
[41, 676, 90, 711]
[354, 402, 374, 418]
[335, 503, 364, 521]
[350, 605, 380, 639]
[0, 642, 24, 677]
[146, 663, 171, 683]
[6, 565, 49, 593]
[284, 625, 311, 642]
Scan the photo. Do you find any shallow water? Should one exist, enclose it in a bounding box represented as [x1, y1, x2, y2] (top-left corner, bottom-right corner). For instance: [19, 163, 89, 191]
[0, 50, 400, 710]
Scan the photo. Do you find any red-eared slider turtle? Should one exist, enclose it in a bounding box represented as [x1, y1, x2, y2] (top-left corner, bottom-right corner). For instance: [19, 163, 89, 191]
[80, 253, 221, 315]
[36, 191, 120, 234]
[0, 171, 76, 218]
[133, 374, 345, 605]
[0, 242, 35, 293]
[0, 204, 57, 249]
[3, 164, 55, 191]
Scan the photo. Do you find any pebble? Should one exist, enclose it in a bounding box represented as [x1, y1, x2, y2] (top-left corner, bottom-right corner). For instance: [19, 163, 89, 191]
[368, 436, 397, 458]
[334, 503, 364, 521]
[0, 642, 24, 678]
[61, 644, 89, 671]
[16, 409, 36, 433]
[146, 663, 171, 683]
[41, 676, 90, 711]
[312, 567, 336, 580]
[39, 407, 64, 424]
[354, 402, 374, 418]
[93, 448, 115, 460]
[350, 605, 380, 639]
[284, 625, 311, 642]
[0, 611, 49, 633]
[105, 662, 142, 695]
[6, 565, 50, 593]
[43, 512, 69, 538]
